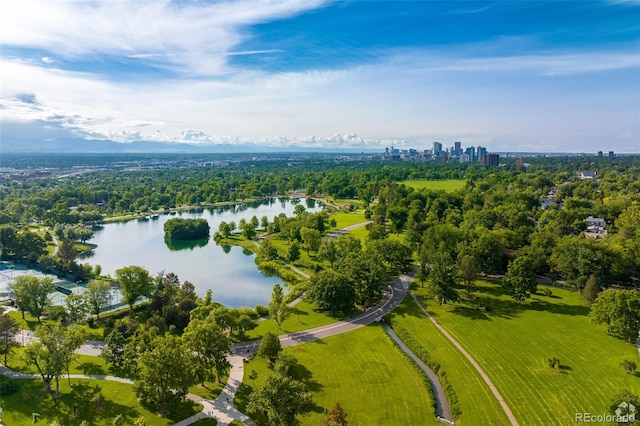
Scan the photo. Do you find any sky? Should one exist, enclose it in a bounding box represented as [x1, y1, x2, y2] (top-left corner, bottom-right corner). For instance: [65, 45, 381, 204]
[1, 0, 639, 153]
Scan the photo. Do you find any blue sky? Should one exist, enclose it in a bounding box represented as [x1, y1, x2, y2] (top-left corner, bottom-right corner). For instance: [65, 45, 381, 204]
[1, 0, 639, 152]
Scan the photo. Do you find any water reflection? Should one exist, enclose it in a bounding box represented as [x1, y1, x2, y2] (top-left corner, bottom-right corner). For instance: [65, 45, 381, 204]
[83, 198, 323, 308]
[164, 236, 209, 251]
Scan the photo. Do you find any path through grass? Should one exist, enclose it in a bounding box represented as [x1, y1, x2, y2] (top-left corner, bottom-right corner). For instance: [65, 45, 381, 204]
[391, 296, 509, 425]
[413, 280, 640, 425]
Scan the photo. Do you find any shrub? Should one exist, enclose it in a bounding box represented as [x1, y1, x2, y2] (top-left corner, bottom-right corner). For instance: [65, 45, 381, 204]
[0, 378, 19, 395]
[621, 359, 637, 374]
[542, 288, 553, 297]
[547, 357, 560, 370]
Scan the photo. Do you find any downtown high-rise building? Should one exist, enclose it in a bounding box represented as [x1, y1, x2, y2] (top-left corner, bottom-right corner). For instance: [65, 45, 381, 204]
[433, 141, 443, 156]
[454, 141, 462, 156]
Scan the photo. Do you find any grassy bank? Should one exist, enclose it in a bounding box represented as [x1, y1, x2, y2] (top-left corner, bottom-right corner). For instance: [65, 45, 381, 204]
[413, 280, 640, 425]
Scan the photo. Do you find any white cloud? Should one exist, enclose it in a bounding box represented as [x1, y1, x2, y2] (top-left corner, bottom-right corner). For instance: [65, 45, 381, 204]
[0, 0, 325, 76]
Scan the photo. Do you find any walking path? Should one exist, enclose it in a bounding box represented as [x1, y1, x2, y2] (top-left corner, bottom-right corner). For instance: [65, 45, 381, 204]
[383, 325, 453, 423]
[409, 292, 520, 426]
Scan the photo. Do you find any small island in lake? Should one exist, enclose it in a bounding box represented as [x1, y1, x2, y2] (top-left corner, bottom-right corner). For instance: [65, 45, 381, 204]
[163, 217, 210, 240]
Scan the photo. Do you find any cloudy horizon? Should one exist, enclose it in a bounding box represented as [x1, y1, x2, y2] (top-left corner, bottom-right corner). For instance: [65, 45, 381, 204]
[1, 0, 639, 153]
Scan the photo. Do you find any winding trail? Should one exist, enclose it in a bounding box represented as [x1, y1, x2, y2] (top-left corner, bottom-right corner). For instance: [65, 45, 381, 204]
[409, 292, 520, 426]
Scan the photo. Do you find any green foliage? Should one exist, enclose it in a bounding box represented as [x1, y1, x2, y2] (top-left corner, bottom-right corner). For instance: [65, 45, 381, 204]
[621, 360, 637, 374]
[163, 218, 210, 240]
[22, 324, 86, 394]
[247, 370, 314, 425]
[427, 252, 460, 305]
[502, 256, 538, 302]
[0, 312, 20, 365]
[116, 265, 153, 311]
[388, 320, 461, 419]
[183, 312, 232, 384]
[9, 275, 56, 322]
[583, 275, 600, 306]
[133, 334, 196, 412]
[323, 402, 348, 426]
[590, 289, 640, 342]
[609, 389, 640, 425]
[547, 357, 560, 370]
[86, 280, 113, 318]
[258, 332, 281, 363]
[307, 269, 355, 314]
[550, 236, 614, 290]
[269, 284, 290, 333]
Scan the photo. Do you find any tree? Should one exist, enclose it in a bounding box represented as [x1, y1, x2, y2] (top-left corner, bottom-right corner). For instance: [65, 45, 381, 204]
[337, 250, 387, 307]
[258, 332, 281, 363]
[183, 314, 232, 384]
[458, 254, 480, 297]
[317, 239, 338, 266]
[0, 312, 19, 365]
[550, 236, 614, 291]
[502, 256, 538, 302]
[609, 389, 640, 424]
[427, 252, 459, 305]
[300, 227, 321, 254]
[85, 280, 113, 319]
[366, 224, 387, 242]
[583, 275, 600, 306]
[247, 370, 314, 425]
[241, 221, 257, 239]
[66, 292, 89, 324]
[324, 402, 349, 426]
[23, 324, 85, 394]
[57, 238, 78, 268]
[307, 270, 355, 314]
[591, 289, 640, 342]
[287, 241, 301, 263]
[367, 239, 413, 274]
[260, 239, 279, 261]
[269, 284, 290, 333]
[116, 265, 153, 312]
[621, 360, 637, 374]
[133, 334, 196, 413]
[9, 275, 56, 323]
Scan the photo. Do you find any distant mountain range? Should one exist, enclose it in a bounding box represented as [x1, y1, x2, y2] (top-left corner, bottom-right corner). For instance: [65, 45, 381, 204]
[0, 137, 380, 154]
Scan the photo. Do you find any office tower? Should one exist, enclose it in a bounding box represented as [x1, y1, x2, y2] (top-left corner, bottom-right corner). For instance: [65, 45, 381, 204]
[433, 142, 443, 156]
[477, 146, 487, 162]
[454, 141, 462, 156]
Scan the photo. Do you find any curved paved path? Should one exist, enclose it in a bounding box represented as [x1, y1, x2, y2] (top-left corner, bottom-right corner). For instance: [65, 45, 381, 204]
[409, 292, 520, 426]
[384, 324, 453, 422]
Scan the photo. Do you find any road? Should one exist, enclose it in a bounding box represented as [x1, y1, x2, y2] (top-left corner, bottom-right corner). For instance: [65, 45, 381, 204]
[233, 273, 410, 354]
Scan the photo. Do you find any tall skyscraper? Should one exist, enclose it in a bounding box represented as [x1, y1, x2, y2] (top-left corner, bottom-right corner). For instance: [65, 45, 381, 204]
[454, 141, 462, 156]
[433, 142, 443, 156]
[477, 146, 487, 162]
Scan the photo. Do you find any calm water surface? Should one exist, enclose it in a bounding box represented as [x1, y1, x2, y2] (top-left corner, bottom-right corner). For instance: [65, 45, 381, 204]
[82, 198, 322, 308]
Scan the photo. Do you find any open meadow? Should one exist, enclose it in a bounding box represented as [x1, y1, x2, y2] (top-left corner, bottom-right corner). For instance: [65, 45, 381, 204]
[236, 324, 439, 425]
[400, 179, 466, 192]
[412, 280, 640, 425]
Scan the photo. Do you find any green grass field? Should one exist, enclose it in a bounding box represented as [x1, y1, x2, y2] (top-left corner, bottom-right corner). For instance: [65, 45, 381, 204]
[236, 324, 439, 425]
[400, 179, 466, 192]
[412, 280, 640, 425]
[0, 378, 200, 425]
[244, 301, 344, 340]
[329, 209, 368, 229]
[391, 296, 509, 425]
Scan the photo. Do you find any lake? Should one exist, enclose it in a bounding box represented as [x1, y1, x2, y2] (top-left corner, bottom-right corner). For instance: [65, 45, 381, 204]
[81, 197, 322, 308]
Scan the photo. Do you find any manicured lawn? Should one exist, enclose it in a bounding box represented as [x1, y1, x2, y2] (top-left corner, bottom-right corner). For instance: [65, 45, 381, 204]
[236, 325, 439, 425]
[328, 209, 368, 229]
[413, 280, 640, 425]
[390, 296, 509, 425]
[244, 301, 343, 340]
[188, 377, 227, 400]
[7, 348, 111, 377]
[0, 378, 200, 425]
[400, 179, 466, 192]
[7, 310, 106, 341]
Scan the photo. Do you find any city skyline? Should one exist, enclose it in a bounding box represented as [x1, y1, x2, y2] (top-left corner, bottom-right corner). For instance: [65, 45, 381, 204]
[1, 1, 639, 153]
